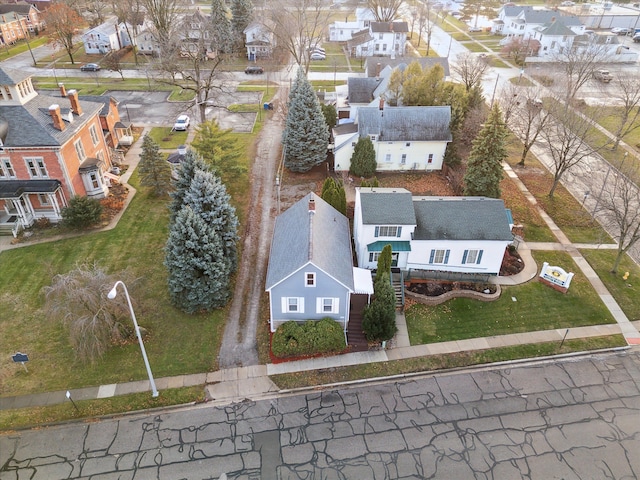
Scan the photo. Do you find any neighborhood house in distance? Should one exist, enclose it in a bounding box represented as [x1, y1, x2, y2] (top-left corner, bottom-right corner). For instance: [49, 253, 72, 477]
[0, 68, 125, 237]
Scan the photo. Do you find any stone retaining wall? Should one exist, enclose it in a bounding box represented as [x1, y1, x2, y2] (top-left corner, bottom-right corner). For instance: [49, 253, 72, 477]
[405, 285, 502, 306]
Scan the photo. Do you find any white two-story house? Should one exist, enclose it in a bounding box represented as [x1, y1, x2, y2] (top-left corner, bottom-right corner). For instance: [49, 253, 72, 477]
[244, 22, 275, 60]
[354, 188, 514, 276]
[82, 21, 134, 55]
[332, 104, 451, 173]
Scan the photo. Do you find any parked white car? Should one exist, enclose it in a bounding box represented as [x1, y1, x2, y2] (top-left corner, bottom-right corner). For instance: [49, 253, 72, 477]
[310, 52, 326, 60]
[173, 114, 190, 131]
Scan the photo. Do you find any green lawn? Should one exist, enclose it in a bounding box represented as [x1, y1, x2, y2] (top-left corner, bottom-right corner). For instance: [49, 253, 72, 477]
[0, 183, 226, 397]
[147, 127, 189, 149]
[580, 249, 640, 321]
[405, 251, 616, 345]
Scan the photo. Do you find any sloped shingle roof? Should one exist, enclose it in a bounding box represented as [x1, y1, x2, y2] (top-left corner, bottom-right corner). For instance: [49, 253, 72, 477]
[265, 193, 354, 291]
[357, 106, 452, 142]
[370, 21, 409, 33]
[348, 77, 382, 104]
[359, 188, 416, 225]
[413, 197, 513, 241]
[365, 57, 450, 77]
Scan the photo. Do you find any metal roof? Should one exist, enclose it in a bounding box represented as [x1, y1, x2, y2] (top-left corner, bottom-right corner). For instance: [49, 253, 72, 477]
[0, 179, 61, 198]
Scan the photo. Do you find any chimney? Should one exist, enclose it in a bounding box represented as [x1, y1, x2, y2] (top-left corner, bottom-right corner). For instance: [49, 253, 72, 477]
[59, 83, 66, 97]
[379, 97, 384, 110]
[389, 22, 394, 32]
[376, 62, 381, 78]
[308, 198, 315, 213]
[49, 104, 65, 131]
[67, 89, 82, 116]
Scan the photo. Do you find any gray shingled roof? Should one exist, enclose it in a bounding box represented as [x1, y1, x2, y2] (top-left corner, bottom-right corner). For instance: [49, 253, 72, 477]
[0, 66, 30, 85]
[0, 3, 36, 15]
[370, 22, 409, 33]
[357, 106, 452, 142]
[0, 94, 104, 147]
[538, 21, 576, 36]
[413, 197, 513, 241]
[265, 193, 354, 290]
[78, 94, 118, 116]
[359, 188, 416, 225]
[348, 77, 382, 104]
[365, 57, 450, 77]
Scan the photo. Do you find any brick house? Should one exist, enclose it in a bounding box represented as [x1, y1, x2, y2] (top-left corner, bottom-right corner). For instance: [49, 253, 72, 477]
[0, 68, 118, 236]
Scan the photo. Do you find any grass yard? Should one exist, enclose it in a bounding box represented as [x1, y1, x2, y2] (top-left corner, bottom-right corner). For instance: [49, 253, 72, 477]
[593, 106, 640, 153]
[0, 184, 226, 397]
[270, 335, 626, 390]
[147, 127, 189, 149]
[405, 251, 616, 345]
[580, 249, 640, 321]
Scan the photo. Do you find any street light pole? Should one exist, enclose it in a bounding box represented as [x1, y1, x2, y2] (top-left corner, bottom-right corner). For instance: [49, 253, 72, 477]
[108, 281, 159, 397]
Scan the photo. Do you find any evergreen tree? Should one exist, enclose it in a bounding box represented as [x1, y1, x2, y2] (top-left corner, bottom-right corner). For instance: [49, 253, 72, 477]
[191, 120, 246, 178]
[463, 103, 507, 198]
[349, 136, 377, 178]
[320, 177, 347, 216]
[169, 150, 210, 222]
[165, 206, 232, 313]
[230, 0, 253, 53]
[362, 276, 397, 342]
[282, 69, 329, 172]
[183, 169, 239, 270]
[376, 244, 392, 282]
[360, 176, 380, 188]
[210, 0, 233, 55]
[320, 103, 337, 130]
[138, 134, 172, 196]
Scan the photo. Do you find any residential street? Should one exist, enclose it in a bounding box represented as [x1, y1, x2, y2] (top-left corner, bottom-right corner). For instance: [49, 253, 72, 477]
[2, 350, 639, 479]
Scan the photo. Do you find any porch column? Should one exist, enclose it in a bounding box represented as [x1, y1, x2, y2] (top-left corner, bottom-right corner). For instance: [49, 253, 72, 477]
[14, 197, 29, 227]
[50, 191, 62, 218]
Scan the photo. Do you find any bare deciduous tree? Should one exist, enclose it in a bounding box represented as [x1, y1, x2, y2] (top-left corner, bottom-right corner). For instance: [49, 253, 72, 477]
[266, 0, 332, 73]
[141, 0, 184, 50]
[43, 3, 83, 64]
[416, 0, 435, 50]
[43, 263, 137, 363]
[600, 72, 640, 151]
[551, 41, 612, 102]
[367, 0, 404, 22]
[589, 162, 640, 273]
[500, 36, 537, 66]
[111, 0, 145, 65]
[451, 52, 490, 92]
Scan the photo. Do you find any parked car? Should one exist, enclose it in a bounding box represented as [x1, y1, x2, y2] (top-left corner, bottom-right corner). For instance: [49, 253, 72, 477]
[633, 33, 640, 43]
[593, 69, 613, 83]
[611, 27, 631, 35]
[560, 1, 575, 6]
[173, 114, 190, 131]
[310, 52, 326, 60]
[310, 46, 326, 54]
[450, 11, 463, 17]
[80, 63, 100, 72]
[468, 26, 483, 32]
[244, 65, 264, 74]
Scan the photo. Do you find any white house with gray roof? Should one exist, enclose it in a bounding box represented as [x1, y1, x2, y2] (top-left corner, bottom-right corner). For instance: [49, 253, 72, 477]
[332, 104, 451, 173]
[265, 193, 373, 334]
[354, 188, 514, 276]
[492, 6, 584, 38]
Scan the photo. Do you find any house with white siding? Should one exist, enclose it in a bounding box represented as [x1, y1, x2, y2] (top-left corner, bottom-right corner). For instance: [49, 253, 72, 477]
[82, 21, 133, 55]
[332, 104, 451, 173]
[353, 188, 514, 276]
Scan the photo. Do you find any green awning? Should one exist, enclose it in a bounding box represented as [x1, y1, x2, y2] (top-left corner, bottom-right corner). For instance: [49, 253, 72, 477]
[367, 241, 412, 252]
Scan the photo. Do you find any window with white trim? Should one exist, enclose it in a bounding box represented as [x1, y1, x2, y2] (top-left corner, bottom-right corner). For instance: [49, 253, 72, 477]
[0, 159, 15, 178]
[375, 225, 400, 237]
[38, 194, 50, 205]
[316, 297, 339, 314]
[429, 249, 450, 264]
[369, 252, 381, 262]
[385, 153, 391, 162]
[305, 272, 316, 287]
[282, 297, 304, 313]
[89, 125, 99, 146]
[25, 157, 47, 178]
[401, 153, 407, 164]
[74, 139, 86, 161]
[427, 153, 433, 164]
[462, 249, 484, 264]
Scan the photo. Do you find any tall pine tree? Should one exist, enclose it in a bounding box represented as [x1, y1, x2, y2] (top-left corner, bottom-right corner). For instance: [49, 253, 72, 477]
[183, 169, 239, 270]
[138, 134, 172, 196]
[463, 103, 507, 198]
[350, 136, 377, 178]
[320, 177, 347, 216]
[165, 206, 232, 313]
[230, 0, 253, 53]
[169, 150, 210, 222]
[282, 69, 329, 172]
[210, 0, 233, 55]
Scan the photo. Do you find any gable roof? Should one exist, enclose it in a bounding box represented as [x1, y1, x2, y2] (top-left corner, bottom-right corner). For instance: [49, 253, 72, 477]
[370, 21, 408, 33]
[357, 106, 452, 143]
[359, 188, 416, 225]
[348, 77, 382, 103]
[265, 193, 354, 291]
[537, 20, 576, 36]
[412, 197, 513, 241]
[365, 57, 450, 77]
[0, 66, 29, 85]
[0, 3, 37, 15]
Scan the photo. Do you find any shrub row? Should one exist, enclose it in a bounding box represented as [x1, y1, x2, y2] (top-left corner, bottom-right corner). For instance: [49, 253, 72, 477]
[272, 318, 346, 358]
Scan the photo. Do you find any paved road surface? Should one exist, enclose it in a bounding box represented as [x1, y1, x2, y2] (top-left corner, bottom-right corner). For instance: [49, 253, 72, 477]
[2, 350, 639, 479]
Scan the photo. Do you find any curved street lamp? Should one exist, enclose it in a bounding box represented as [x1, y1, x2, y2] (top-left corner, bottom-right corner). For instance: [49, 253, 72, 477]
[108, 281, 159, 397]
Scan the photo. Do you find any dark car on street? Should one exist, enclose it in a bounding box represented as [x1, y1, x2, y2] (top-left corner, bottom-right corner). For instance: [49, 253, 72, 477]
[80, 63, 101, 72]
[244, 66, 264, 74]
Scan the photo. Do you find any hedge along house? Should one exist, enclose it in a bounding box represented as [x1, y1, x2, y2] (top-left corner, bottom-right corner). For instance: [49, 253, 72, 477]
[265, 193, 373, 342]
[353, 188, 515, 278]
[0, 68, 117, 237]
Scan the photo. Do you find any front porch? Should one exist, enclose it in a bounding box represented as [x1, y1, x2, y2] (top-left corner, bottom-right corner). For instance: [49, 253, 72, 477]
[0, 179, 66, 236]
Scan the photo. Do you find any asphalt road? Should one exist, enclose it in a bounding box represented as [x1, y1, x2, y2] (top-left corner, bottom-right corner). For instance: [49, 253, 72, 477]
[2, 350, 639, 479]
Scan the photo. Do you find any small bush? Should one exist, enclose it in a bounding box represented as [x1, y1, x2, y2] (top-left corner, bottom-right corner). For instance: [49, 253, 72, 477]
[61, 195, 103, 229]
[272, 318, 346, 358]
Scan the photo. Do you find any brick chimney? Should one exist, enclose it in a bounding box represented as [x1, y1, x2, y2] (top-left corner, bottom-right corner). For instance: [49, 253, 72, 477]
[67, 89, 82, 116]
[376, 62, 381, 78]
[59, 83, 66, 97]
[49, 104, 65, 131]
[308, 198, 315, 213]
[379, 97, 384, 110]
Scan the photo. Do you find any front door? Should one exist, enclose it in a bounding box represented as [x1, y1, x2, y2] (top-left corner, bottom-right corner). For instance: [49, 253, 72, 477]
[391, 252, 399, 267]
